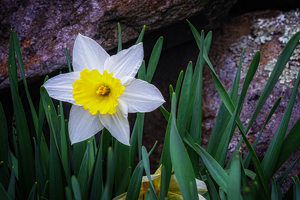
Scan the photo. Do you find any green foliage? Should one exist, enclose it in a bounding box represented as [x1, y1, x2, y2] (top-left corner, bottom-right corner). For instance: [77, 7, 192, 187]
[1, 21, 300, 200]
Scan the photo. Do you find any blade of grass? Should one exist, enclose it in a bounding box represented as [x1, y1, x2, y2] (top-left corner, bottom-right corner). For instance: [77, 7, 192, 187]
[146, 37, 163, 83]
[0, 102, 9, 173]
[89, 129, 111, 200]
[142, 146, 159, 200]
[13, 31, 39, 135]
[243, 96, 282, 168]
[114, 141, 130, 196]
[8, 31, 35, 197]
[47, 105, 65, 200]
[135, 25, 146, 45]
[102, 147, 114, 200]
[117, 22, 122, 53]
[275, 116, 300, 172]
[174, 70, 184, 101]
[77, 142, 90, 199]
[214, 51, 260, 166]
[0, 183, 11, 200]
[27, 182, 37, 200]
[228, 151, 241, 200]
[159, 112, 173, 200]
[170, 93, 198, 200]
[115, 167, 131, 197]
[177, 62, 193, 138]
[277, 156, 300, 186]
[206, 47, 244, 157]
[72, 176, 82, 200]
[244, 31, 300, 136]
[206, 171, 220, 200]
[261, 64, 300, 181]
[65, 47, 72, 72]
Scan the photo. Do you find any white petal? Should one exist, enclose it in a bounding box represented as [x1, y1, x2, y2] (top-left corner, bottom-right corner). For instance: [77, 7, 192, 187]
[43, 71, 80, 104]
[120, 76, 134, 86]
[119, 78, 165, 113]
[198, 194, 206, 200]
[69, 106, 104, 144]
[104, 43, 143, 79]
[72, 34, 110, 72]
[99, 100, 130, 146]
[196, 179, 208, 194]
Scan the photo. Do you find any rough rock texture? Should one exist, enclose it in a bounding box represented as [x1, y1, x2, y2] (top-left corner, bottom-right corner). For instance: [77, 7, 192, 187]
[0, 0, 237, 90]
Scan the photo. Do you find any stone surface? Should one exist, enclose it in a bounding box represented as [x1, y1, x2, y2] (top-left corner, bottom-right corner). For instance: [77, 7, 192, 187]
[0, 0, 237, 90]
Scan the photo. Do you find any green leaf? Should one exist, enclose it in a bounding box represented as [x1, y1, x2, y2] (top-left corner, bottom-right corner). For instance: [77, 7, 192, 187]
[275, 116, 300, 172]
[65, 186, 73, 200]
[159, 106, 170, 121]
[261, 61, 300, 181]
[89, 130, 111, 200]
[169, 93, 198, 200]
[219, 187, 227, 200]
[102, 147, 114, 200]
[117, 22, 122, 53]
[0, 183, 11, 200]
[135, 25, 146, 45]
[159, 113, 173, 200]
[228, 151, 241, 200]
[27, 182, 37, 200]
[175, 70, 184, 102]
[214, 50, 260, 167]
[0, 102, 9, 174]
[33, 137, 46, 196]
[77, 142, 90, 199]
[8, 30, 35, 197]
[206, 172, 220, 200]
[73, 141, 88, 176]
[145, 189, 152, 200]
[7, 166, 15, 200]
[294, 177, 300, 200]
[13, 31, 39, 136]
[126, 161, 144, 200]
[177, 62, 193, 138]
[146, 37, 163, 83]
[271, 178, 280, 200]
[8, 30, 18, 93]
[65, 47, 72, 72]
[114, 141, 130, 196]
[130, 112, 145, 165]
[243, 96, 281, 168]
[142, 146, 159, 200]
[48, 106, 65, 200]
[41, 180, 49, 200]
[277, 156, 300, 186]
[115, 167, 131, 197]
[138, 60, 146, 80]
[245, 31, 300, 136]
[60, 104, 71, 183]
[72, 176, 82, 200]
[126, 142, 157, 200]
[195, 143, 228, 193]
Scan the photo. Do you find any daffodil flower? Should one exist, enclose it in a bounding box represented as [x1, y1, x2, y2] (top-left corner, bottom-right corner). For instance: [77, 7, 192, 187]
[43, 34, 165, 146]
[113, 165, 207, 200]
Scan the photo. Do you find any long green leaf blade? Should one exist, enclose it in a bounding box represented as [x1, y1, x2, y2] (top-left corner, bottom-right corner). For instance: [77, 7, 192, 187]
[169, 93, 198, 200]
[146, 37, 163, 83]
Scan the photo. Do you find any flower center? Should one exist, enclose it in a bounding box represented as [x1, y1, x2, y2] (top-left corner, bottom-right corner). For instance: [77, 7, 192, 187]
[72, 68, 124, 115]
[96, 85, 110, 96]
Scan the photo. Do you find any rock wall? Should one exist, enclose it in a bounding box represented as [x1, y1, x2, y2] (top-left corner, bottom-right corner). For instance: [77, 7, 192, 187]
[0, 0, 236, 90]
